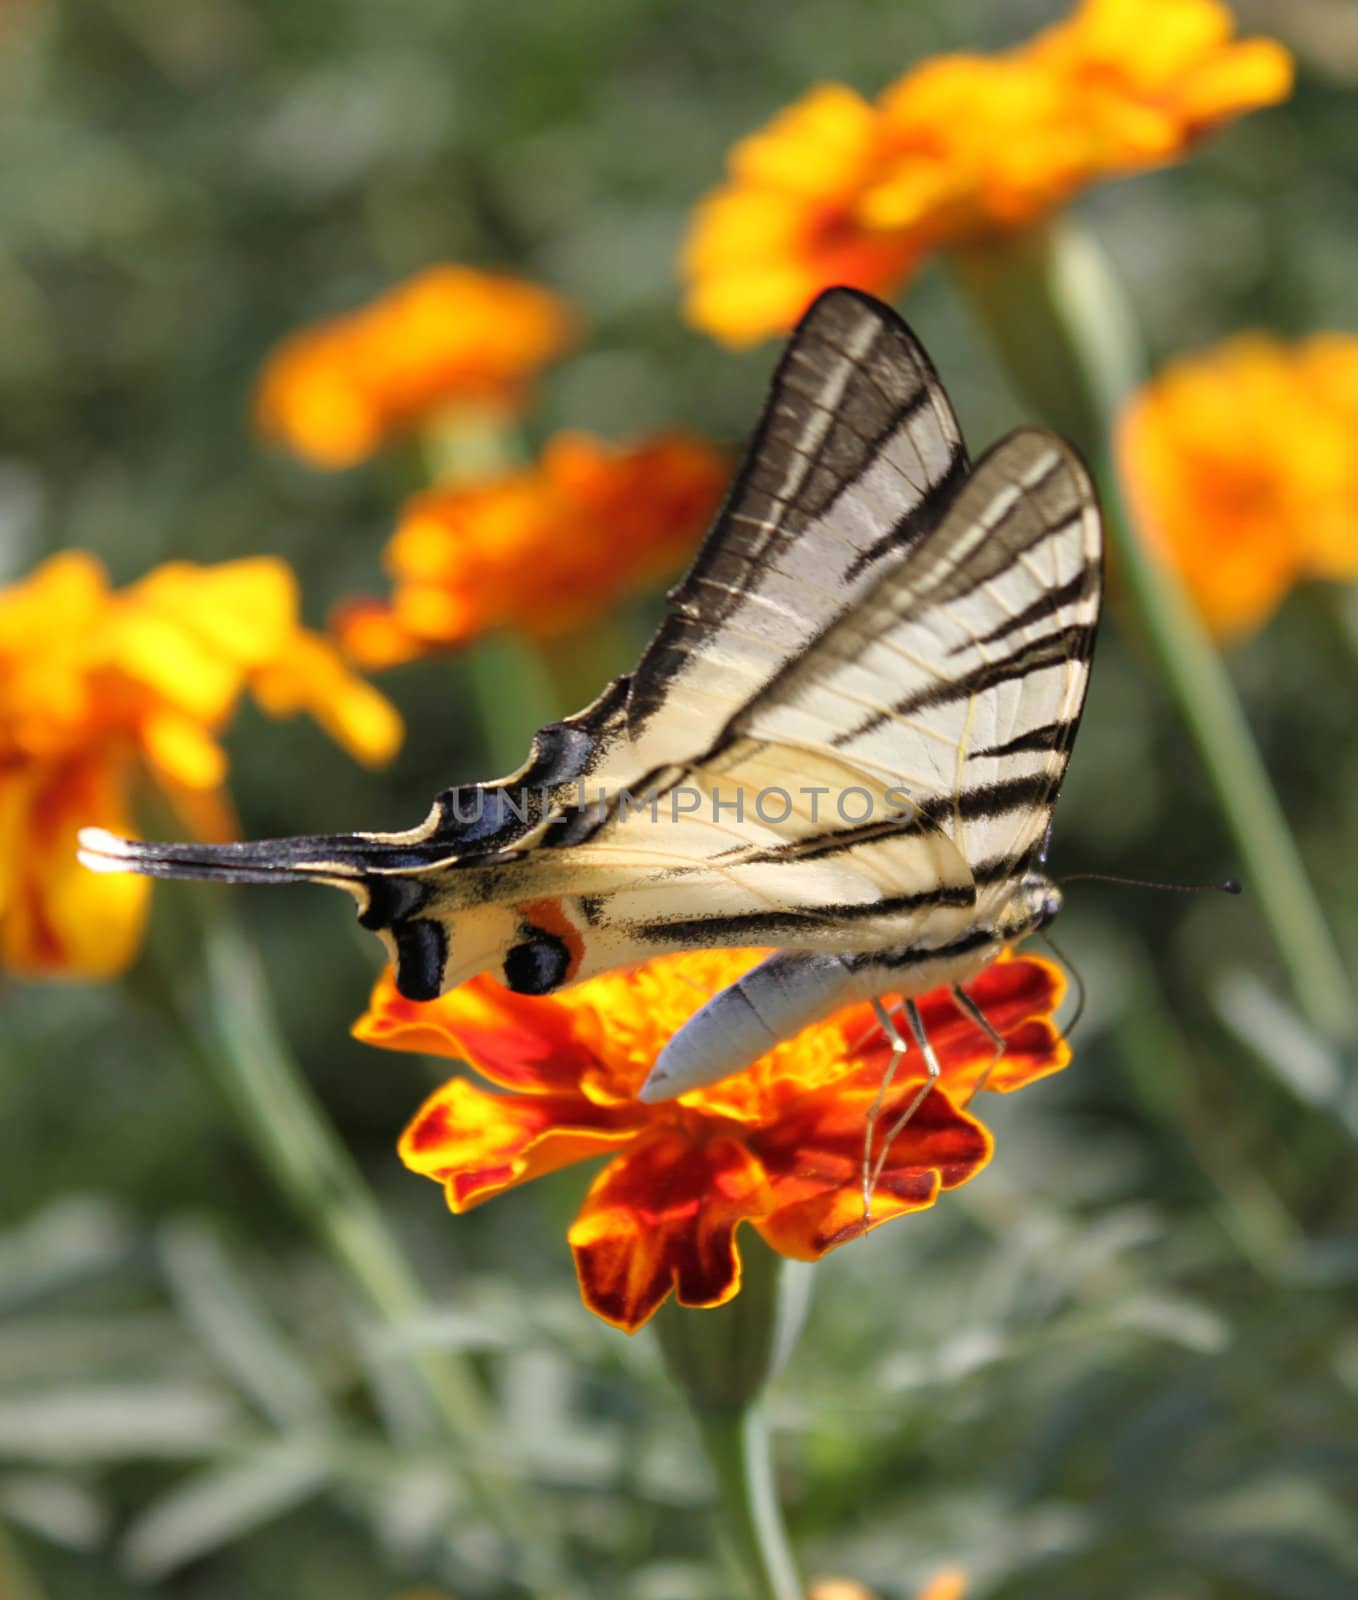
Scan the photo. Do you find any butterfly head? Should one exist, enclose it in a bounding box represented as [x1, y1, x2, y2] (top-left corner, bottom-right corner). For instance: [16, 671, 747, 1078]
[1001, 873, 1063, 942]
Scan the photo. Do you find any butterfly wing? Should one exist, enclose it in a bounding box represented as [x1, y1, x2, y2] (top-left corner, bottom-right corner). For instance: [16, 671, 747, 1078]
[538, 429, 1100, 982]
[593, 286, 968, 784]
[78, 296, 1100, 1014]
[728, 427, 1102, 915]
[407, 285, 971, 826]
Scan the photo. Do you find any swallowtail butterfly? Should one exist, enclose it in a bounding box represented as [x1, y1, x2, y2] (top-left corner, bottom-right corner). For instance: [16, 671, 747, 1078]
[80, 289, 1101, 1106]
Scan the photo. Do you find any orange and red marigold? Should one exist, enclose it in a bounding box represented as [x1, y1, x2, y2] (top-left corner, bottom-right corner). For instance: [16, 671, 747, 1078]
[356, 948, 1068, 1333]
[0, 552, 401, 978]
[254, 265, 576, 470]
[335, 430, 730, 665]
[683, 0, 1292, 345]
[1119, 332, 1358, 639]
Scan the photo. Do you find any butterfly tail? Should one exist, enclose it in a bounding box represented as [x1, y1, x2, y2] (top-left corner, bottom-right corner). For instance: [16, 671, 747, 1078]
[76, 826, 382, 887]
[77, 824, 531, 1004]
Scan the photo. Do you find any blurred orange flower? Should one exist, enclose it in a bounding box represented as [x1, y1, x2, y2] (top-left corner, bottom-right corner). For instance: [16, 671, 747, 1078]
[684, 0, 1292, 344]
[914, 1571, 967, 1600]
[0, 552, 401, 978]
[335, 431, 730, 664]
[1119, 333, 1358, 638]
[254, 266, 576, 470]
[360, 949, 1068, 1333]
[810, 1572, 966, 1600]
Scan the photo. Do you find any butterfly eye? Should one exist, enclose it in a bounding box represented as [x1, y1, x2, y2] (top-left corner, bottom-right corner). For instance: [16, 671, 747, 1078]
[503, 929, 571, 996]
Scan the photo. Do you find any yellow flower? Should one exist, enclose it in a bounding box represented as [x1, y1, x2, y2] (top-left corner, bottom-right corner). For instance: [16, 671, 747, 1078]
[0, 552, 402, 978]
[254, 266, 576, 469]
[335, 431, 730, 663]
[683, 0, 1292, 345]
[1118, 333, 1358, 638]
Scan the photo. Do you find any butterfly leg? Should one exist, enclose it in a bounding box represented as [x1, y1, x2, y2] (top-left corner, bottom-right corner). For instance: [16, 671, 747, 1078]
[862, 997, 939, 1221]
[951, 983, 1006, 1105]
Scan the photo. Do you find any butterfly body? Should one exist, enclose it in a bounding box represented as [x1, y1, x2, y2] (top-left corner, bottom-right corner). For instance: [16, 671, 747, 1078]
[80, 288, 1101, 1102]
[640, 869, 1061, 1103]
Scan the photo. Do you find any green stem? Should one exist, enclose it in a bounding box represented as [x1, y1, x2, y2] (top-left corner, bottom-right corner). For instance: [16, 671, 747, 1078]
[653, 1233, 810, 1600]
[695, 1403, 802, 1600]
[951, 219, 1358, 1050]
[0, 1523, 48, 1600]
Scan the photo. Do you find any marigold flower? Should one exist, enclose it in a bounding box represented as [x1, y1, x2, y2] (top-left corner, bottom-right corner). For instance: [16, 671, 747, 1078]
[1118, 333, 1358, 638]
[809, 1574, 965, 1600]
[682, 85, 924, 356]
[335, 431, 730, 663]
[254, 266, 576, 470]
[914, 1571, 967, 1600]
[683, 0, 1292, 344]
[360, 949, 1067, 1333]
[0, 552, 401, 978]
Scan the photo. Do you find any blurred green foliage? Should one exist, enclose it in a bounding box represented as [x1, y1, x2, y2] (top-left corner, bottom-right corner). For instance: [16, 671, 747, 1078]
[3, 0, 1358, 1596]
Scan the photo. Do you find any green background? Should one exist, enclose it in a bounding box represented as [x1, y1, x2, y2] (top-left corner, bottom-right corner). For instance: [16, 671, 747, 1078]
[3, 0, 1357, 1595]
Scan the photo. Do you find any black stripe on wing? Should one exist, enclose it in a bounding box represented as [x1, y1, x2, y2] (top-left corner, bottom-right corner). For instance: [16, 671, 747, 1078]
[628, 883, 976, 947]
[626, 288, 969, 728]
[830, 623, 1094, 748]
[952, 565, 1100, 652]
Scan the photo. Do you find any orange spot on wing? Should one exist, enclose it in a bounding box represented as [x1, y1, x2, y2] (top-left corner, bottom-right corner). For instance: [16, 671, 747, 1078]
[519, 897, 587, 983]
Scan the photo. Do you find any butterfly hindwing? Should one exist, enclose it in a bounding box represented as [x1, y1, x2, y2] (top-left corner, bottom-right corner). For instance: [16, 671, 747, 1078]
[512, 430, 1099, 989]
[730, 428, 1101, 914]
[79, 291, 1102, 1034]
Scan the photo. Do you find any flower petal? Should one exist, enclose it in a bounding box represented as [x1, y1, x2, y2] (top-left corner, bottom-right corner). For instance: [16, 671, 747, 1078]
[753, 1079, 991, 1259]
[400, 1076, 638, 1211]
[253, 266, 576, 468]
[838, 954, 1070, 1099]
[681, 1, 1291, 345]
[354, 968, 604, 1095]
[568, 1127, 774, 1332]
[344, 432, 728, 654]
[2, 757, 150, 979]
[924, 953, 1070, 1093]
[249, 629, 404, 767]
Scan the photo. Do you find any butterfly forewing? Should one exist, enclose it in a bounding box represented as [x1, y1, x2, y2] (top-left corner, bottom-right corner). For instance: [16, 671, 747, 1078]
[596, 288, 969, 784]
[78, 290, 1102, 1025]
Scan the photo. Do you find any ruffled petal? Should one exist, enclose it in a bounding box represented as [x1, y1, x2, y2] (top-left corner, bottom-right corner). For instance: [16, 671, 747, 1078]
[921, 953, 1070, 1093]
[354, 968, 604, 1095]
[753, 1078, 991, 1259]
[568, 1126, 774, 1331]
[400, 1076, 638, 1211]
[839, 953, 1070, 1099]
[248, 629, 404, 767]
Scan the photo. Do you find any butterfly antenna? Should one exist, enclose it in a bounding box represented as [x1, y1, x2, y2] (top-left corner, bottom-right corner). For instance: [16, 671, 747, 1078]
[1057, 872, 1242, 896]
[1034, 927, 1087, 1043]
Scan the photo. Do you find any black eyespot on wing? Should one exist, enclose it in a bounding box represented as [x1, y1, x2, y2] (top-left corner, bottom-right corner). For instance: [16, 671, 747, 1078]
[357, 875, 429, 931]
[392, 919, 448, 1001]
[503, 930, 571, 996]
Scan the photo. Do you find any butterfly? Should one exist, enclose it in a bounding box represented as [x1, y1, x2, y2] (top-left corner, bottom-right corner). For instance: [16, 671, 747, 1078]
[80, 288, 1102, 1118]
